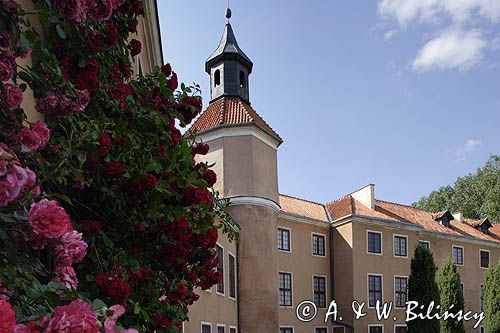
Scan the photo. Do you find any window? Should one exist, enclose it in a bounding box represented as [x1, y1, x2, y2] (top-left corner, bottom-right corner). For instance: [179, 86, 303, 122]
[333, 328, 345, 333]
[217, 325, 225, 333]
[228, 253, 236, 299]
[313, 276, 327, 308]
[202, 323, 212, 333]
[418, 240, 430, 250]
[452, 246, 464, 266]
[229, 327, 236, 333]
[312, 234, 326, 256]
[278, 228, 291, 251]
[279, 272, 292, 307]
[480, 250, 490, 268]
[368, 275, 383, 308]
[214, 69, 221, 86]
[480, 284, 484, 311]
[367, 231, 382, 254]
[481, 327, 484, 333]
[394, 326, 407, 333]
[394, 277, 408, 308]
[216, 245, 224, 294]
[315, 328, 328, 333]
[394, 235, 408, 257]
[280, 328, 293, 333]
[239, 71, 246, 87]
[368, 325, 383, 333]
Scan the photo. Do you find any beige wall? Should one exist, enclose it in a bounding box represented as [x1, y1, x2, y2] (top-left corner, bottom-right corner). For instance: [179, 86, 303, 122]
[334, 219, 500, 333]
[278, 216, 332, 331]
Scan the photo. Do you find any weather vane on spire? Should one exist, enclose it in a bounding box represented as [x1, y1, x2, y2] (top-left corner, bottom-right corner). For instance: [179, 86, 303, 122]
[226, 0, 232, 22]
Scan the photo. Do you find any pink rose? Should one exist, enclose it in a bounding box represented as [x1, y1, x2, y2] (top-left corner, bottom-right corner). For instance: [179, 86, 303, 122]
[35, 92, 59, 115]
[30, 121, 51, 146]
[29, 199, 73, 239]
[46, 300, 99, 333]
[18, 127, 42, 152]
[0, 164, 28, 207]
[0, 300, 15, 333]
[22, 168, 40, 195]
[13, 325, 29, 333]
[76, 89, 90, 112]
[53, 231, 88, 266]
[55, 0, 88, 24]
[55, 266, 78, 289]
[111, 0, 126, 11]
[87, 0, 113, 22]
[0, 60, 14, 81]
[104, 305, 139, 333]
[3, 83, 23, 108]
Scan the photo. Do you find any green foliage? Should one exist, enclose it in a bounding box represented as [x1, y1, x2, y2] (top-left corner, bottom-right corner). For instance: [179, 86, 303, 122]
[413, 155, 500, 221]
[438, 259, 464, 333]
[408, 245, 440, 333]
[484, 261, 500, 333]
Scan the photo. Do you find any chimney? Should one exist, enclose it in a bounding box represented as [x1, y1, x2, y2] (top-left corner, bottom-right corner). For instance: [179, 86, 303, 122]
[351, 184, 375, 210]
[453, 212, 463, 223]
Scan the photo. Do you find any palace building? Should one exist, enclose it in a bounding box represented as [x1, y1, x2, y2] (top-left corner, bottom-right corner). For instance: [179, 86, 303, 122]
[184, 8, 500, 333]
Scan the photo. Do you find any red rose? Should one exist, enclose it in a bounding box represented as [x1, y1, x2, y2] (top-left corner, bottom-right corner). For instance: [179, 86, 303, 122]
[105, 161, 124, 177]
[3, 83, 23, 108]
[81, 220, 101, 237]
[55, 0, 87, 23]
[98, 133, 111, 156]
[166, 72, 178, 91]
[146, 173, 158, 190]
[154, 313, 172, 329]
[202, 169, 217, 187]
[0, 300, 15, 332]
[182, 186, 212, 206]
[192, 143, 209, 155]
[74, 70, 99, 94]
[28, 199, 73, 239]
[130, 39, 142, 56]
[128, 18, 138, 32]
[87, 0, 112, 22]
[161, 64, 172, 77]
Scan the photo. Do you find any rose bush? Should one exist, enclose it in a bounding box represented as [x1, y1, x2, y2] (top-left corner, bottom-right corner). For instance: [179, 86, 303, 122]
[0, 0, 238, 332]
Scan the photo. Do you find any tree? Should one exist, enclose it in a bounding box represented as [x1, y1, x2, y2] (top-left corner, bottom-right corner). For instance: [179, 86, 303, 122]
[413, 155, 500, 221]
[484, 261, 500, 333]
[438, 259, 464, 333]
[408, 245, 440, 333]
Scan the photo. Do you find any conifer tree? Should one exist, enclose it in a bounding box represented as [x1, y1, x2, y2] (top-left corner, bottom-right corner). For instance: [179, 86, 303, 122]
[408, 245, 440, 333]
[484, 261, 500, 333]
[438, 259, 465, 333]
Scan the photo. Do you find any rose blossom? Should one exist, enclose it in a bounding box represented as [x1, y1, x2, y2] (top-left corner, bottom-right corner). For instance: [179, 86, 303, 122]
[129, 39, 141, 56]
[45, 300, 99, 333]
[53, 231, 88, 266]
[30, 121, 51, 145]
[0, 60, 14, 81]
[35, 92, 59, 115]
[29, 199, 73, 239]
[0, 149, 29, 207]
[103, 305, 139, 333]
[0, 32, 11, 50]
[3, 83, 23, 108]
[0, 300, 15, 333]
[18, 127, 42, 152]
[55, 0, 88, 24]
[54, 266, 79, 289]
[87, 0, 113, 22]
[22, 168, 41, 195]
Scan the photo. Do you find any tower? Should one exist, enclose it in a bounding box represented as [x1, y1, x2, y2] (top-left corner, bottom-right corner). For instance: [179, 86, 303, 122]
[190, 8, 282, 333]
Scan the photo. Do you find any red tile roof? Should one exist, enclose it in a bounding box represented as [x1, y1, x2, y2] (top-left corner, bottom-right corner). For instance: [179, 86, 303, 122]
[327, 195, 500, 243]
[188, 97, 282, 142]
[279, 194, 329, 223]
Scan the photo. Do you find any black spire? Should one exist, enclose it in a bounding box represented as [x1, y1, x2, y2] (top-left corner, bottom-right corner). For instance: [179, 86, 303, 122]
[205, 8, 253, 103]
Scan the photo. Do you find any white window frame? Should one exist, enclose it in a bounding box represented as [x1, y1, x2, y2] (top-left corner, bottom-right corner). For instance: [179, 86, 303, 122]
[229, 326, 237, 333]
[216, 243, 225, 296]
[418, 240, 430, 249]
[393, 234, 408, 258]
[279, 327, 294, 333]
[216, 323, 225, 333]
[314, 327, 329, 333]
[394, 275, 409, 309]
[201, 321, 212, 333]
[278, 226, 292, 253]
[452, 245, 464, 266]
[368, 324, 384, 333]
[279, 271, 294, 308]
[366, 230, 383, 255]
[367, 273, 384, 309]
[312, 274, 328, 309]
[227, 250, 237, 301]
[479, 249, 490, 269]
[394, 324, 407, 333]
[311, 232, 327, 257]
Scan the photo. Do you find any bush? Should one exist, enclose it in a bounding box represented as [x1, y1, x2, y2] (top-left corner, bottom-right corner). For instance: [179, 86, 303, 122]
[438, 258, 464, 333]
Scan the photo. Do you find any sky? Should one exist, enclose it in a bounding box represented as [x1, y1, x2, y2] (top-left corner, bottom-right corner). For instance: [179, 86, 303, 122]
[157, 1, 500, 205]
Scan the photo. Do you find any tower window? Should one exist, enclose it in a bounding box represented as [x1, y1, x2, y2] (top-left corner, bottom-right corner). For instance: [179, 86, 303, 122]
[239, 70, 246, 87]
[214, 69, 221, 86]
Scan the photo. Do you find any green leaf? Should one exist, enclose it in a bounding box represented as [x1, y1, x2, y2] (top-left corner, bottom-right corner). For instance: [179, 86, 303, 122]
[55, 24, 66, 39]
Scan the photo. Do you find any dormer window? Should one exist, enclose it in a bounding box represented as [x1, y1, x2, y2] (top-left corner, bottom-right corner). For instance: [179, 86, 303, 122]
[432, 210, 454, 228]
[239, 70, 246, 88]
[473, 219, 492, 234]
[214, 69, 221, 86]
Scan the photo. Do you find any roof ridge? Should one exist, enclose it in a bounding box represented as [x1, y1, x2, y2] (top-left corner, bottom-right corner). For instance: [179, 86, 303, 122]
[279, 193, 325, 207]
[326, 194, 352, 206]
[375, 199, 439, 213]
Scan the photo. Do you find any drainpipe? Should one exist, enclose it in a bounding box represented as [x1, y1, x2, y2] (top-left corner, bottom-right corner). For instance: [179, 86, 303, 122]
[329, 225, 354, 333]
[236, 241, 241, 333]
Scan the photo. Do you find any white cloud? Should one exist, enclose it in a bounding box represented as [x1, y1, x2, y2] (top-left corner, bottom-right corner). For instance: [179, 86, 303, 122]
[378, 0, 500, 27]
[412, 29, 487, 71]
[449, 139, 482, 161]
[384, 29, 398, 40]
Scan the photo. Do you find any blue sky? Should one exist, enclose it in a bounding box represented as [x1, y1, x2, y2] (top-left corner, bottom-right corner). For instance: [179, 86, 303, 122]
[157, 1, 500, 205]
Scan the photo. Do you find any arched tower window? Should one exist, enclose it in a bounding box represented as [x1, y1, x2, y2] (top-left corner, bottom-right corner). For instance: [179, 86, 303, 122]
[214, 69, 221, 86]
[239, 70, 246, 88]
